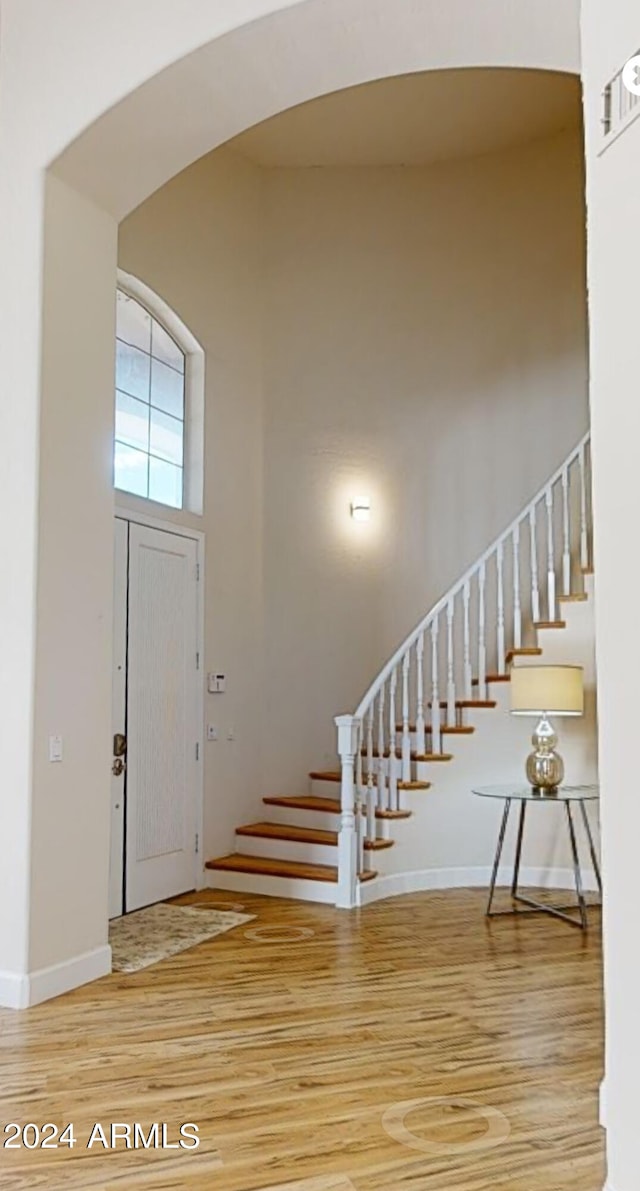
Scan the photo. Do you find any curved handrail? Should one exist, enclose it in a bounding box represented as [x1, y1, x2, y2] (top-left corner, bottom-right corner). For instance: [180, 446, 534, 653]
[353, 431, 590, 721]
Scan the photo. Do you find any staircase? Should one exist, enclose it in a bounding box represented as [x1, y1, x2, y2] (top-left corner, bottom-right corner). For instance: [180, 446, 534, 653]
[207, 433, 594, 907]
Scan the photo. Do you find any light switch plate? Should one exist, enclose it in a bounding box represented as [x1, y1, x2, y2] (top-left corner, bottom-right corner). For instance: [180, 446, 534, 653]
[207, 673, 227, 694]
[49, 735, 63, 762]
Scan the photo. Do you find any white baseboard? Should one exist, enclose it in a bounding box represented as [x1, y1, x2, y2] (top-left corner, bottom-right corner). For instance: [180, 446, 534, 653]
[0, 945, 112, 1010]
[357, 865, 599, 906]
[0, 969, 29, 1010]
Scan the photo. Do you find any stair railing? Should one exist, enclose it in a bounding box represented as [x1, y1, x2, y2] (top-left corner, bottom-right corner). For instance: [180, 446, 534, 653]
[335, 432, 592, 908]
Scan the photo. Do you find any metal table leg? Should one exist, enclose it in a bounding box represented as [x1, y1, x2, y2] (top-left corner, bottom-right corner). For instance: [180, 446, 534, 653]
[486, 798, 511, 916]
[566, 801, 588, 930]
[511, 800, 526, 897]
[579, 798, 602, 895]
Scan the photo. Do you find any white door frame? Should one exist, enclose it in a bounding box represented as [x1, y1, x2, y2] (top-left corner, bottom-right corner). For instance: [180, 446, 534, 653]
[114, 505, 205, 896]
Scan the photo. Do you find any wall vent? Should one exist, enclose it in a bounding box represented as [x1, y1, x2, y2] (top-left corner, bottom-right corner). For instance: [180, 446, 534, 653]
[601, 51, 640, 150]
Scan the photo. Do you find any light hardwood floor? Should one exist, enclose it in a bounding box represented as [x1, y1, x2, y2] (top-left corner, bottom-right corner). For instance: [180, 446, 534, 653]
[0, 888, 605, 1190]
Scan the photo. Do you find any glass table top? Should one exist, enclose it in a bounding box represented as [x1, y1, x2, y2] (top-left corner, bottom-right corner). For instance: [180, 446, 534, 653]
[472, 783, 599, 802]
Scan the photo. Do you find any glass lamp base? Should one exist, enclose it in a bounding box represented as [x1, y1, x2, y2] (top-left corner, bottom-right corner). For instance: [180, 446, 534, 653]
[525, 716, 564, 792]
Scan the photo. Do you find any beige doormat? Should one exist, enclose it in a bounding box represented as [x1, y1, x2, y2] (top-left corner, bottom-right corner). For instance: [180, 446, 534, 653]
[109, 903, 255, 973]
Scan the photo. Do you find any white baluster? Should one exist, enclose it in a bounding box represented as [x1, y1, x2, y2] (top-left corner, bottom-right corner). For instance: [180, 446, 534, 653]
[377, 685, 387, 811]
[478, 564, 487, 700]
[335, 715, 358, 909]
[463, 582, 472, 702]
[546, 487, 556, 620]
[512, 524, 522, 650]
[497, 540, 505, 675]
[355, 721, 364, 875]
[446, 598, 456, 725]
[562, 466, 571, 595]
[529, 506, 540, 623]
[579, 443, 589, 570]
[401, 652, 411, 783]
[430, 616, 441, 755]
[366, 705, 376, 848]
[415, 632, 426, 755]
[389, 668, 399, 810]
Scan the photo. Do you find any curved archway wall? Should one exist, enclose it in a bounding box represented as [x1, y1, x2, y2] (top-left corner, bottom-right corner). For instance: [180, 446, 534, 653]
[0, 0, 580, 1006]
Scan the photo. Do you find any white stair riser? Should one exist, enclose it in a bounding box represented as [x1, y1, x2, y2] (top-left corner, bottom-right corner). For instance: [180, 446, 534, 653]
[235, 834, 337, 866]
[205, 868, 337, 904]
[260, 802, 392, 842]
[261, 803, 340, 832]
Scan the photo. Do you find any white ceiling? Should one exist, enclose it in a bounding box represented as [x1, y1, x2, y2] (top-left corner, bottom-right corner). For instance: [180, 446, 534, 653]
[228, 69, 581, 168]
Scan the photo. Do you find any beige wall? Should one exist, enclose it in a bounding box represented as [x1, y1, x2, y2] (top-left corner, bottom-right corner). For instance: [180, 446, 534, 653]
[28, 176, 117, 975]
[582, 3, 640, 1188]
[262, 130, 588, 791]
[118, 149, 265, 864]
[118, 130, 587, 813]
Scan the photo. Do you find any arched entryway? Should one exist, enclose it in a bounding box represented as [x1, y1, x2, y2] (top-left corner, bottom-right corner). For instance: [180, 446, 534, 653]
[0, 0, 580, 1001]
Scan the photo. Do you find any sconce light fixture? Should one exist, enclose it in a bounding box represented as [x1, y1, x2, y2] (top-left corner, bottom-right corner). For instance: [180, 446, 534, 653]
[350, 496, 371, 522]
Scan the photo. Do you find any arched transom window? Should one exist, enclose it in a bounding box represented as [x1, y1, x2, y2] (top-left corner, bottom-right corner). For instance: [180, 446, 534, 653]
[114, 287, 187, 509]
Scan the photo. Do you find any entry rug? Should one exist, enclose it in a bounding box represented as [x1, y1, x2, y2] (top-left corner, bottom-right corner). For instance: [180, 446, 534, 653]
[110, 903, 255, 973]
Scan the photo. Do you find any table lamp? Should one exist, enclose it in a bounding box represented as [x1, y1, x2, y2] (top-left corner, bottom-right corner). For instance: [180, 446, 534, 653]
[510, 664, 584, 791]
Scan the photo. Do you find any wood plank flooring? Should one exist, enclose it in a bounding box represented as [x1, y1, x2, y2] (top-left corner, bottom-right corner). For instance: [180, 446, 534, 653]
[0, 888, 604, 1190]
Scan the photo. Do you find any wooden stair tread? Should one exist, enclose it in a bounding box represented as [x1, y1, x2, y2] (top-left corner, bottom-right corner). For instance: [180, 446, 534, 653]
[206, 853, 377, 884]
[237, 821, 337, 846]
[472, 673, 511, 684]
[425, 700, 497, 711]
[235, 821, 393, 852]
[264, 794, 341, 814]
[582, 565, 594, 574]
[441, 725, 474, 735]
[413, 752, 453, 762]
[533, 620, 567, 630]
[310, 770, 430, 790]
[559, 593, 588, 602]
[376, 809, 412, 820]
[262, 794, 409, 821]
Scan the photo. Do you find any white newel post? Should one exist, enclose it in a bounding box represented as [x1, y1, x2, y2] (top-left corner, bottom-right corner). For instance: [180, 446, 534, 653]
[335, 714, 360, 909]
[366, 706, 376, 848]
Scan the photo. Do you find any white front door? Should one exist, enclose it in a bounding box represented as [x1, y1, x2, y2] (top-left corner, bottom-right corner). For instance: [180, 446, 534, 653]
[110, 519, 200, 916]
[109, 518, 129, 919]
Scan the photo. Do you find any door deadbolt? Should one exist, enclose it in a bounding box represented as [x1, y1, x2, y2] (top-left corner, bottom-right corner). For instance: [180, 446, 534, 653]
[112, 757, 125, 777]
[113, 733, 127, 758]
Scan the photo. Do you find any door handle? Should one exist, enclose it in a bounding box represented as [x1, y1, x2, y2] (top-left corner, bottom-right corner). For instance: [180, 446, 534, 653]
[112, 757, 125, 777]
[113, 733, 127, 758]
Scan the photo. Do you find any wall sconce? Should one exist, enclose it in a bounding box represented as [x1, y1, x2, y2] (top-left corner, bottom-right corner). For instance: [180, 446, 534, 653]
[350, 496, 371, 522]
